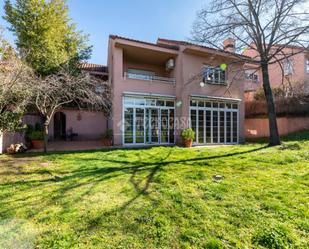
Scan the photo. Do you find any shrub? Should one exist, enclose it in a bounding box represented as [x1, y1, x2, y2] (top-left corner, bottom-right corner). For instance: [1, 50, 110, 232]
[204, 238, 223, 249]
[34, 122, 43, 131]
[28, 131, 44, 140]
[181, 128, 195, 141]
[252, 224, 296, 249]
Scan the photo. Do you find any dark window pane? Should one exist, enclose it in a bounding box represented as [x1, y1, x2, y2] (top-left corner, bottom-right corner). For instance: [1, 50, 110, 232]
[124, 108, 134, 143]
[166, 101, 175, 107]
[135, 108, 144, 143]
[169, 109, 175, 143]
[198, 110, 204, 143]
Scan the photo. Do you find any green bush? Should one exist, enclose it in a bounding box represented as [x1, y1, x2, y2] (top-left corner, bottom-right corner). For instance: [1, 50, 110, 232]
[204, 238, 223, 249]
[34, 122, 43, 131]
[28, 131, 44, 140]
[252, 224, 296, 249]
[181, 128, 195, 141]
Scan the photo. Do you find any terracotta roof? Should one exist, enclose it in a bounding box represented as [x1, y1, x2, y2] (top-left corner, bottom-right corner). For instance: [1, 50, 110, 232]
[109, 35, 179, 51]
[79, 63, 108, 74]
[157, 38, 252, 60]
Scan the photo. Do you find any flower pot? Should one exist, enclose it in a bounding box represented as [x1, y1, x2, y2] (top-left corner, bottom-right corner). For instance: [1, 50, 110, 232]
[183, 139, 193, 148]
[102, 138, 112, 146]
[31, 140, 44, 149]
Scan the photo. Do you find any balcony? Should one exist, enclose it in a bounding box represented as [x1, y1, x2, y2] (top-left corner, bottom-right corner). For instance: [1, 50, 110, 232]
[124, 71, 175, 84]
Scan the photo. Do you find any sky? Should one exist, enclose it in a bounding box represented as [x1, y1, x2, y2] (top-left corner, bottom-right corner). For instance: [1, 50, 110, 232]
[0, 0, 205, 65]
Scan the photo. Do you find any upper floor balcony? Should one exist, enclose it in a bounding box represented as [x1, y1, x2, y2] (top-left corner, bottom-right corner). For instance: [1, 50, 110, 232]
[120, 40, 177, 85]
[124, 69, 175, 84]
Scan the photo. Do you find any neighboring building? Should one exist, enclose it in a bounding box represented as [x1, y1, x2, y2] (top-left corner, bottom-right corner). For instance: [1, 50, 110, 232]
[243, 45, 309, 100]
[1, 35, 249, 153]
[108, 35, 248, 146]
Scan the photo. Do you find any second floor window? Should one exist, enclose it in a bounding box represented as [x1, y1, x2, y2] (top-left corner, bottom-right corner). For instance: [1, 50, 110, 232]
[127, 69, 155, 80]
[283, 59, 294, 75]
[245, 71, 259, 83]
[203, 66, 226, 85]
[306, 59, 309, 73]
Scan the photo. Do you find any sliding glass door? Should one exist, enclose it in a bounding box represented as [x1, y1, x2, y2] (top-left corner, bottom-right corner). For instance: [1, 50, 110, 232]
[123, 97, 175, 145]
[190, 99, 239, 144]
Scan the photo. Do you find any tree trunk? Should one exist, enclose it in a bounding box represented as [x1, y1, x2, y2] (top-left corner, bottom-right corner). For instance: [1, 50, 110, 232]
[261, 62, 281, 146]
[43, 122, 49, 153]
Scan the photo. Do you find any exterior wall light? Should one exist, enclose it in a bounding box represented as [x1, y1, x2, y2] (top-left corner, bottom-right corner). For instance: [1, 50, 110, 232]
[176, 100, 182, 107]
[200, 82, 205, 87]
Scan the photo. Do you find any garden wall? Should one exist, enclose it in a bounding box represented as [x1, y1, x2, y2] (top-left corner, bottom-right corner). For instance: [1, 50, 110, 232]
[245, 117, 309, 138]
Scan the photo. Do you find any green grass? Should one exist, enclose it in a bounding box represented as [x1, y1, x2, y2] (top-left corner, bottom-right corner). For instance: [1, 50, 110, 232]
[0, 132, 308, 248]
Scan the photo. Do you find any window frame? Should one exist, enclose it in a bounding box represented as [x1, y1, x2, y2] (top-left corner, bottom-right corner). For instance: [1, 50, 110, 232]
[203, 66, 227, 85]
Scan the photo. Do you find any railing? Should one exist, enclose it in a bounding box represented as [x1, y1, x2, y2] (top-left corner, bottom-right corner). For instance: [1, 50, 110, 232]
[124, 72, 175, 84]
[203, 67, 227, 85]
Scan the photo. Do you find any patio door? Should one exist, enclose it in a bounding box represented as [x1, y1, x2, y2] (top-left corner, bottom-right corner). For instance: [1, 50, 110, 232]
[190, 99, 239, 144]
[123, 97, 175, 145]
[146, 108, 159, 144]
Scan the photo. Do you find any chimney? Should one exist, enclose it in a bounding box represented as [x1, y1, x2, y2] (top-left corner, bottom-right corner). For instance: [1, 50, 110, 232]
[223, 38, 236, 53]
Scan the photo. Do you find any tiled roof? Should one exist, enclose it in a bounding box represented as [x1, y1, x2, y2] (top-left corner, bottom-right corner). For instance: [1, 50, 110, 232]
[109, 35, 179, 51]
[157, 38, 252, 60]
[79, 63, 108, 74]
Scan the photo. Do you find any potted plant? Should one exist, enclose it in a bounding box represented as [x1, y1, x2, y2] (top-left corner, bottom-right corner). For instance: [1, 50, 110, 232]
[181, 128, 195, 148]
[102, 129, 113, 146]
[28, 131, 45, 149]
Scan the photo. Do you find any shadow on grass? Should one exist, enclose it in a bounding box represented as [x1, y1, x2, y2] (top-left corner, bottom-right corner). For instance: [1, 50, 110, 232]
[0, 145, 267, 213]
[246, 129, 309, 144]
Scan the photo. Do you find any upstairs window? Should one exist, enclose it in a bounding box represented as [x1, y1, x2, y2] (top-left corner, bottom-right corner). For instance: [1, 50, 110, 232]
[306, 59, 309, 73]
[283, 59, 294, 75]
[203, 66, 227, 85]
[245, 71, 259, 83]
[126, 69, 155, 81]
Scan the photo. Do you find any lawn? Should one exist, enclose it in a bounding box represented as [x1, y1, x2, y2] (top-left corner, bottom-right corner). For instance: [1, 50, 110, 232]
[0, 132, 308, 249]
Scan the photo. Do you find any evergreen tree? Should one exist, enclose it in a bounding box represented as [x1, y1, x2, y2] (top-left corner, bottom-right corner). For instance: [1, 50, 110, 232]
[4, 0, 91, 76]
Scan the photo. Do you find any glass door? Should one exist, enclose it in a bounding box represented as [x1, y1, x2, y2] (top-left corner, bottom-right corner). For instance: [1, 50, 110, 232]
[148, 109, 159, 144]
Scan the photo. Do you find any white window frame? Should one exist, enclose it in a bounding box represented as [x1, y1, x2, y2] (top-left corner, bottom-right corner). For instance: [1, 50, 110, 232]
[306, 59, 309, 74]
[122, 97, 175, 146]
[203, 66, 227, 85]
[283, 59, 294, 76]
[127, 69, 155, 81]
[189, 99, 240, 145]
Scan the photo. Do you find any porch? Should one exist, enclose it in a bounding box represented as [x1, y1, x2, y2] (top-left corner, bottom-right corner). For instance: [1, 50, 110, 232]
[29, 140, 109, 152]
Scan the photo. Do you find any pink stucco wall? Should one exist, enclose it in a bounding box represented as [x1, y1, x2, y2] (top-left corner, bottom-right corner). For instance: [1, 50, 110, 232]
[243, 46, 309, 93]
[48, 109, 107, 140]
[109, 37, 246, 145]
[245, 117, 309, 138]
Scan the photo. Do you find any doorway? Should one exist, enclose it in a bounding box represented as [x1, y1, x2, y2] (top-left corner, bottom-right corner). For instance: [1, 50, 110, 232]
[54, 112, 66, 140]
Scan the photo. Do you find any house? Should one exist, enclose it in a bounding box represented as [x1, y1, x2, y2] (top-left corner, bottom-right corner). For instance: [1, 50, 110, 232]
[243, 45, 309, 100]
[0, 35, 249, 153]
[108, 35, 248, 146]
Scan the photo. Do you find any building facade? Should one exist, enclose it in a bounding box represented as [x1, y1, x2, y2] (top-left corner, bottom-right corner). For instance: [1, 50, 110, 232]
[0, 35, 249, 153]
[243, 45, 309, 100]
[108, 36, 247, 146]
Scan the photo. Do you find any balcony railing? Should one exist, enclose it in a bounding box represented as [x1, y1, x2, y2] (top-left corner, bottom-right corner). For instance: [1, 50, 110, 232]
[124, 72, 175, 84]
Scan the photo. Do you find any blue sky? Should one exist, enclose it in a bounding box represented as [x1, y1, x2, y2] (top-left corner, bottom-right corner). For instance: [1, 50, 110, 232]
[0, 0, 205, 65]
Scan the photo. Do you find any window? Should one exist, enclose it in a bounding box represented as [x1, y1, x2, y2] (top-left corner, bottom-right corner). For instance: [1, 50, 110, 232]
[283, 59, 293, 75]
[306, 59, 309, 73]
[123, 97, 175, 145]
[190, 99, 239, 144]
[203, 66, 227, 85]
[245, 71, 259, 83]
[127, 69, 155, 80]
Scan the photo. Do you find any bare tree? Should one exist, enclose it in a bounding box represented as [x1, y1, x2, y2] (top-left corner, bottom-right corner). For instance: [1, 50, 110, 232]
[0, 28, 33, 132]
[31, 67, 111, 153]
[192, 0, 309, 146]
